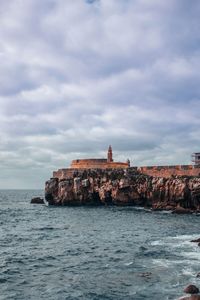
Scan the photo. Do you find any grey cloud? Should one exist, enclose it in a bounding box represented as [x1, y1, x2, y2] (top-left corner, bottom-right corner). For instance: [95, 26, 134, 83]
[0, 0, 200, 188]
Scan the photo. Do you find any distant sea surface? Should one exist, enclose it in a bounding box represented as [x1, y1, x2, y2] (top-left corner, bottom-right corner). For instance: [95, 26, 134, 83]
[1, 190, 200, 300]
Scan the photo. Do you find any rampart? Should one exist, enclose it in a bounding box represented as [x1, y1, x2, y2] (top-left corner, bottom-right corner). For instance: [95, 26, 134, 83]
[53, 164, 200, 180]
[70, 159, 129, 170]
[53, 168, 79, 179]
[138, 164, 200, 177]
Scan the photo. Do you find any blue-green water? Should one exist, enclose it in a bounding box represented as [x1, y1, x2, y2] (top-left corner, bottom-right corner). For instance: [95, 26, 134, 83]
[0, 190, 200, 300]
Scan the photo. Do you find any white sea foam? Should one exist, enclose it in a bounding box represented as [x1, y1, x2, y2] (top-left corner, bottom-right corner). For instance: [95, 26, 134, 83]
[124, 261, 134, 266]
[171, 234, 199, 240]
[179, 251, 200, 260]
[152, 258, 174, 267]
[151, 234, 200, 248]
[152, 257, 197, 268]
[181, 268, 195, 276]
[151, 240, 165, 246]
[158, 210, 172, 214]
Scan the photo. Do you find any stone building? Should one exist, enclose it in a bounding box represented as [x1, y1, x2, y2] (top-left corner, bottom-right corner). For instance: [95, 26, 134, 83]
[70, 145, 130, 169]
[53, 146, 130, 179]
[52, 147, 200, 180]
[192, 152, 200, 165]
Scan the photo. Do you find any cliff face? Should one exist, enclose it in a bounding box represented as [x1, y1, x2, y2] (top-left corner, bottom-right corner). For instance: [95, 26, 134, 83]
[45, 168, 200, 212]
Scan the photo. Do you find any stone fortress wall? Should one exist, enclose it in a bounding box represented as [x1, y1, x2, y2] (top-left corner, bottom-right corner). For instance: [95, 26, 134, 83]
[53, 146, 130, 179]
[52, 147, 200, 180]
[138, 164, 200, 177]
[53, 164, 200, 180]
[70, 159, 129, 170]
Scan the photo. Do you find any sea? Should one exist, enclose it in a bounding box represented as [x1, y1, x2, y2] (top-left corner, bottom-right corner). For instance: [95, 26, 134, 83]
[0, 190, 200, 300]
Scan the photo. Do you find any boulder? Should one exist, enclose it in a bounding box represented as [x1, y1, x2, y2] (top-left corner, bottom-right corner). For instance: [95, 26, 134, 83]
[165, 205, 174, 211]
[184, 285, 199, 294]
[31, 197, 44, 204]
[172, 207, 192, 214]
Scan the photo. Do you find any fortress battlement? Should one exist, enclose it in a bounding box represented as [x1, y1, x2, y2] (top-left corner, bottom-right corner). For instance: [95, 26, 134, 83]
[52, 146, 130, 179]
[69, 146, 130, 170]
[52, 146, 200, 180]
[138, 164, 200, 177]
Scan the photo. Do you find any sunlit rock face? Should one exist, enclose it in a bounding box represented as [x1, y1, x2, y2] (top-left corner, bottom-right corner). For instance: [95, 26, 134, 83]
[45, 168, 200, 212]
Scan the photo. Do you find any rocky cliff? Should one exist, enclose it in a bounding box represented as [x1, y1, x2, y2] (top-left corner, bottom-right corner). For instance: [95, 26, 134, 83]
[45, 168, 200, 212]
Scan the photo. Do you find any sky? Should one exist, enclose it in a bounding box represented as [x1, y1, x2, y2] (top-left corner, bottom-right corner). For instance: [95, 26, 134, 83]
[0, 0, 200, 189]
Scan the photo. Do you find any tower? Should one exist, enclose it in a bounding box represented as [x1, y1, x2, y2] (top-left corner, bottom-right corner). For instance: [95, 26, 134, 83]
[107, 145, 113, 162]
[192, 152, 200, 165]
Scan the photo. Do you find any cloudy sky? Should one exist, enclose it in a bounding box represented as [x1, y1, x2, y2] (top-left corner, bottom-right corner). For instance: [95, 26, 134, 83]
[0, 0, 200, 188]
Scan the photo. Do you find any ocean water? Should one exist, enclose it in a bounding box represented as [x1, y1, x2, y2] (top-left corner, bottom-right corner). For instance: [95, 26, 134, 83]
[1, 190, 200, 300]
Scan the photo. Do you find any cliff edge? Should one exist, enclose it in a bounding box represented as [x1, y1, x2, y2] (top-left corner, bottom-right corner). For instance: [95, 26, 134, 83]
[45, 168, 200, 212]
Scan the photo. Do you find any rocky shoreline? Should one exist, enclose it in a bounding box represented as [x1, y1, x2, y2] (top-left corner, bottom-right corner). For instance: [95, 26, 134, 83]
[45, 168, 200, 212]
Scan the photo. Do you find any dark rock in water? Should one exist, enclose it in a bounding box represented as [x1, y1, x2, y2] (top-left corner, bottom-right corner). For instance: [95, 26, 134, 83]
[196, 273, 200, 278]
[139, 246, 148, 251]
[172, 207, 192, 214]
[191, 238, 200, 243]
[139, 272, 152, 278]
[31, 197, 44, 204]
[165, 205, 174, 211]
[45, 193, 56, 205]
[184, 284, 199, 294]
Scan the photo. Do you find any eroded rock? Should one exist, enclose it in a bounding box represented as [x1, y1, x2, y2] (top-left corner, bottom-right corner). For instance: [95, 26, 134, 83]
[191, 238, 200, 243]
[45, 169, 200, 210]
[31, 197, 44, 204]
[184, 284, 199, 294]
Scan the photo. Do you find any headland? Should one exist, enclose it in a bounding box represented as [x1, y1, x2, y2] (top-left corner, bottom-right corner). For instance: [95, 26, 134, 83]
[45, 146, 200, 212]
